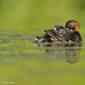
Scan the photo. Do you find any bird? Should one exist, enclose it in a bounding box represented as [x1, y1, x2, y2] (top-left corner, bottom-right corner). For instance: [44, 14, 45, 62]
[34, 20, 82, 47]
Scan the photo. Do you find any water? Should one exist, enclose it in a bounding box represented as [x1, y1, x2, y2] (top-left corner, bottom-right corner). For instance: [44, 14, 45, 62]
[0, 31, 85, 85]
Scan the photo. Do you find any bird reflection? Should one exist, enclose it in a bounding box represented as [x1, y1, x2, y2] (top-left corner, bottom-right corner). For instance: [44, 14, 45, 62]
[45, 45, 81, 64]
[65, 46, 81, 63]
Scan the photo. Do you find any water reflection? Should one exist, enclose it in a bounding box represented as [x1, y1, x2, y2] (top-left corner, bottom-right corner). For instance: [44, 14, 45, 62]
[65, 47, 81, 63]
[45, 46, 81, 63]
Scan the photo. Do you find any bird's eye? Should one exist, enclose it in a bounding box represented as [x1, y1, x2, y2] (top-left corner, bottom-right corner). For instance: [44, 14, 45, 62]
[66, 23, 71, 28]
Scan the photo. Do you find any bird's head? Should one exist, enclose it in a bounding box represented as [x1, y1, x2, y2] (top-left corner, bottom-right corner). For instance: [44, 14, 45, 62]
[65, 20, 80, 32]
